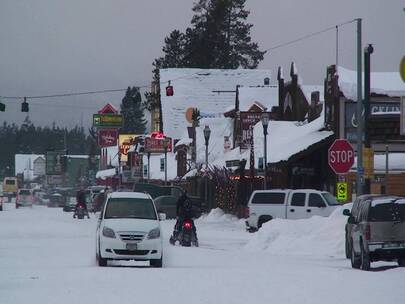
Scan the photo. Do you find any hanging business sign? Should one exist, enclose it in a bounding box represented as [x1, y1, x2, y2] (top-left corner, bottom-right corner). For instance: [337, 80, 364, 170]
[144, 137, 172, 153]
[98, 129, 118, 147]
[119, 134, 140, 162]
[93, 114, 123, 128]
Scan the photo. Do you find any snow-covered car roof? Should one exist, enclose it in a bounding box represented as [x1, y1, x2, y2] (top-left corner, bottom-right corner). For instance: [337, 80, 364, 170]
[108, 192, 152, 200]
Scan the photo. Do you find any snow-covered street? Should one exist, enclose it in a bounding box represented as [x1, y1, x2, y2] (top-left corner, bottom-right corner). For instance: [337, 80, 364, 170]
[1, 205, 404, 304]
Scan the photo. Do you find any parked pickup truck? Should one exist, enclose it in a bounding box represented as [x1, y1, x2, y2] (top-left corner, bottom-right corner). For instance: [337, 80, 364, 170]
[245, 189, 340, 231]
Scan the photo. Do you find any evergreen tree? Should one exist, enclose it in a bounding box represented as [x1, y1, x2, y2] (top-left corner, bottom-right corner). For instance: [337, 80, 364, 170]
[120, 87, 147, 134]
[153, 0, 265, 70]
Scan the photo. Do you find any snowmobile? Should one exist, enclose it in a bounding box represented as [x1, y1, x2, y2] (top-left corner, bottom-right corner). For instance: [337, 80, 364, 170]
[73, 204, 90, 219]
[169, 218, 198, 247]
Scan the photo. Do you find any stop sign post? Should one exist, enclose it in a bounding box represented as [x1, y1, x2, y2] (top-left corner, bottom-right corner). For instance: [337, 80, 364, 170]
[328, 139, 355, 174]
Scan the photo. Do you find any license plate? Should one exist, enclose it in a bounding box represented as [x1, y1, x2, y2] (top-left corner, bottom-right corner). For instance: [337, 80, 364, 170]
[126, 243, 137, 250]
[383, 243, 404, 248]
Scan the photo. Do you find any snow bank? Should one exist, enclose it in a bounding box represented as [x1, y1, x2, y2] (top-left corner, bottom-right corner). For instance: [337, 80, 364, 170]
[244, 206, 348, 257]
[197, 208, 241, 224]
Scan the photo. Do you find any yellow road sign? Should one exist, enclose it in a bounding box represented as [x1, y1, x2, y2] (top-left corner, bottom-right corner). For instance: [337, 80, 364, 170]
[337, 182, 348, 202]
[400, 56, 405, 83]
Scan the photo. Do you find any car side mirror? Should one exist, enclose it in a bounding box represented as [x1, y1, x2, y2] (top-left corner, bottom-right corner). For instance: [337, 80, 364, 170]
[342, 209, 351, 217]
[159, 213, 167, 221]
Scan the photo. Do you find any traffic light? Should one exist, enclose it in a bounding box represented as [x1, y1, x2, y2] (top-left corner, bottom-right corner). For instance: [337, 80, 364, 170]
[0, 101, 5, 112]
[166, 81, 174, 96]
[21, 97, 29, 112]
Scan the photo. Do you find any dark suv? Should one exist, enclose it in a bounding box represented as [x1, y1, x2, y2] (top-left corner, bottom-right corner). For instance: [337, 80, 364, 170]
[343, 196, 405, 270]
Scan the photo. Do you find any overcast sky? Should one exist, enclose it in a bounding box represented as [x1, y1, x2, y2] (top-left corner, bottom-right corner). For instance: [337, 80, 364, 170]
[0, 0, 404, 128]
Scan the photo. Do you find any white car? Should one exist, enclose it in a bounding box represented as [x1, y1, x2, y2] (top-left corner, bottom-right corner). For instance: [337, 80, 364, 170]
[96, 192, 164, 267]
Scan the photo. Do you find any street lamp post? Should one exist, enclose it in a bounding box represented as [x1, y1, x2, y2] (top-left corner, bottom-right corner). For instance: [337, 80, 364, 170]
[261, 114, 269, 190]
[203, 125, 211, 168]
[162, 139, 169, 185]
[203, 125, 211, 209]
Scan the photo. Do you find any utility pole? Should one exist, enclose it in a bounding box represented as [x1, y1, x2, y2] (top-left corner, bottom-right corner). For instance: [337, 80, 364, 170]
[363, 44, 374, 194]
[356, 18, 363, 196]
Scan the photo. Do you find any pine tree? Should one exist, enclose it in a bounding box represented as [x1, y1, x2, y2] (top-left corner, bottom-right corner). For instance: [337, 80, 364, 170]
[120, 87, 147, 134]
[153, 0, 265, 70]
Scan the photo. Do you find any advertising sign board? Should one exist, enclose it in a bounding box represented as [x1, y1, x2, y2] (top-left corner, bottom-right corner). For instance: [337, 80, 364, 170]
[144, 137, 172, 153]
[98, 129, 118, 147]
[240, 112, 274, 149]
[46, 151, 65, 175]
[119, 134, 140, 162]
[93, 114, 123, 128]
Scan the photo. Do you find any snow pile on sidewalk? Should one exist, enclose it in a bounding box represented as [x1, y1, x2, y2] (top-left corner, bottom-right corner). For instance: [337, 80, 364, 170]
[244, 206, 349, 257]
[197, 208, 243, 225]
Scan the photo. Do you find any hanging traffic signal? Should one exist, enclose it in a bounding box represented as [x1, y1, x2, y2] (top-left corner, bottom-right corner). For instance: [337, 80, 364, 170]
[0, 101, 5, 112]
[21, 97, 29, 112]
[166, 81, 174, 96]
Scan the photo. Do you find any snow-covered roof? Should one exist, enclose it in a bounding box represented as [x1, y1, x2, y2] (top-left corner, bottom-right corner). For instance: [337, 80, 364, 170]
[175, 137, 193, 148]
[160, 68, 272, 139]
[337, 66, 405, 100]
[238, 86, 279, 111]
[352, 153, 405, 173]
[253, 112, 333, 164]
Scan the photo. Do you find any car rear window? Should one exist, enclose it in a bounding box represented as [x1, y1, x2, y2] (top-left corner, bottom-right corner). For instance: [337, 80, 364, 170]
[105, 197, 157, 220]
[251, 192, 285, 204]
[6, 180, 15, 185]
[369, 203, 405, 222]
[19, 190, 31, 195]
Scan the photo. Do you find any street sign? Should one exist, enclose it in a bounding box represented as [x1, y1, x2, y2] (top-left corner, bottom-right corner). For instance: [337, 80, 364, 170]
[363, 147, 374, 178]
[144, 137, 172, 153]
[337, 182, 348, 202]
[93, 114, 123, 128]
[328, 139, 355, 174]
[98, 129, 118, 147]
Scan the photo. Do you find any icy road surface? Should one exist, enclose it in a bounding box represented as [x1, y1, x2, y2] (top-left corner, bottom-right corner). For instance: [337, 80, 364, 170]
[1, 205, 404, 304]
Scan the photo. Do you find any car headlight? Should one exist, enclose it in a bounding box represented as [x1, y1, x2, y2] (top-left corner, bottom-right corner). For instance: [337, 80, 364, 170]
[102, 226, 116, 238]
[147, 227, 160, 239]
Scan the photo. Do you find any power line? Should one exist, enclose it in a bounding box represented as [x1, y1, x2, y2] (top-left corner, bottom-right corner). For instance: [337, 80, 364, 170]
[0, 19, 358, 101]
[263, 19, 356, 53]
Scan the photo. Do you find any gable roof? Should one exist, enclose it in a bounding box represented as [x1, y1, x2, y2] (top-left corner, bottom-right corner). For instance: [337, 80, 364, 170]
[160, 68, 272, 139]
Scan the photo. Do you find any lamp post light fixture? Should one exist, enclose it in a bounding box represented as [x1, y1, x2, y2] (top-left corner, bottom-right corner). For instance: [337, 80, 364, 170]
[162, 138, 170, 185]
[261, 113, 269, 190]
[203, 125, 211, 169]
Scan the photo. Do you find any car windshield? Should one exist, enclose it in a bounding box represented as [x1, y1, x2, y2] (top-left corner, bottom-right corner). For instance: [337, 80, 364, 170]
[369, 202, 405, 222]
[104, 197, 157, 220]
[321, 192, 340, 206]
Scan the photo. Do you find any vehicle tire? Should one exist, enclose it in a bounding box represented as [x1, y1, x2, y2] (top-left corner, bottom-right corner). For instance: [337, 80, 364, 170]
[150, 255, 163, 268]
[97, 246, 107, 267]
[345, 235, 351, 259]
[258, 216, 272, 229]
[351, 242, 361, 269]
[397, 258, 405, 267]
[360, 242, 371, 271]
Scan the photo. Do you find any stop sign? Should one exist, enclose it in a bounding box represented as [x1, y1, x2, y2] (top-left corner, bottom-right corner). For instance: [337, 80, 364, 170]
[328, 139, 355, 174]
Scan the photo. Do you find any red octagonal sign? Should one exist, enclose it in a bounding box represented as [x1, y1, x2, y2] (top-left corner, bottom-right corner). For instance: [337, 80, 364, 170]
[328, 139, 355, 174]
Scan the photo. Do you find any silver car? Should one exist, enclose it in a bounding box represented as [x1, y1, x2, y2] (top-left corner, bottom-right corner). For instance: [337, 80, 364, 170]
[343, 197, 405, 270]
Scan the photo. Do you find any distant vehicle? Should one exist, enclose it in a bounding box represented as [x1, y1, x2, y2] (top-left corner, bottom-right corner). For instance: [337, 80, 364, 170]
[245, 189, 340, 231]
[154, 195, 203, 219]
[344, 196, 405, 270]
[63, 196, 77, 212]
[96, 192, 164, 267]
[16, 189, 34, 208]
[3, 177, 18, 196]
[48, 193, 64, 207]
[34, 191, 50, 205]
